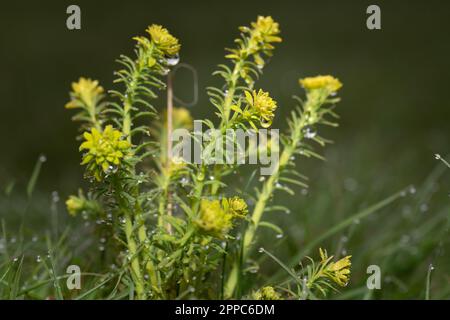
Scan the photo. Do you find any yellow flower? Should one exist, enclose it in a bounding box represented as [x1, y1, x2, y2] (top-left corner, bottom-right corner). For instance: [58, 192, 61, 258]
[223, 197, 248, 218]
[172, 107, 193, 130]
[299, 75, 343, 92]
[65, 77, 104, 109]
[253, 286, 281, 300]
[250, 16, 282, 44]
[195, 199, 233, 238]
[65, 195, 86, 216]
[79, 125, 131, 181]
[229, 16, 282, 67]
[168, 157, 187, 175]
[319, 248, 352, 287]
[244, 89, 278, 127]
[146, 24, 180, 56]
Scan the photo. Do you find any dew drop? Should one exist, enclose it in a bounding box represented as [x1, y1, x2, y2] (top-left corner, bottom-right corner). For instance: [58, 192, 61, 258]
[165, 54, 180, 66]
[51, 191, 60, 203]
[303, 126, 317, 139]
[36, 255, 41, 263]
[39, 154, 47, 163]
[420, 203, 429, 213]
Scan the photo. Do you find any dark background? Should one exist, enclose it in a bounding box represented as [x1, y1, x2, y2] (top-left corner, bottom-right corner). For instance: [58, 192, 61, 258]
[0, 0, 449, 192]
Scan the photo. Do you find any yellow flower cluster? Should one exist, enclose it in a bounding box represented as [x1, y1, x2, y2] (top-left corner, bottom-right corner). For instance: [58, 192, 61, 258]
[65, 77, 104, 109]
[66, 194, 86, 216]
[65, 190, 100, 217]
[146, 24, 180, 56]
[171, 107, 193, 130]
[250, 16, 282, 47]
[299, 75, 343, 93]
[244, 89, 278, 128]
[319, 248, 352, 287]
[227, 16, 281, 67]
[79, 125, 131, 181]
[253, 286, 281, 300]
[223, 196, 248, 218]
[195, 197, 248, 238]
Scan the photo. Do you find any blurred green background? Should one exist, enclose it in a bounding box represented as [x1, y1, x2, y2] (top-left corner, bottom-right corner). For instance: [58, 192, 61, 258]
[0, 0, 449, 299]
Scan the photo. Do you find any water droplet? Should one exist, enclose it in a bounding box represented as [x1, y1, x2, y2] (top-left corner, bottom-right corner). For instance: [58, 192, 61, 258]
[409, 186, 416, 194]
[36, 255, 41, 263]
[165, 54, 180, 66]
[303, 126, 317, 139]
[259, 176, 266, 182]
[98, 245, 105, 252]
[209, 175, 215, 181]
[51, 191, 60, 203]
[100, 237, 106, 243]
[276, 234, 283, 239]
[39, 154, 47, 163]
[420, 203, 428, 213]
[13, 257, 18, 262]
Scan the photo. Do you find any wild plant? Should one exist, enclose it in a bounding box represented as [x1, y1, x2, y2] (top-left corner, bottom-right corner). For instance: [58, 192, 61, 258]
[64, 16, 352, 300]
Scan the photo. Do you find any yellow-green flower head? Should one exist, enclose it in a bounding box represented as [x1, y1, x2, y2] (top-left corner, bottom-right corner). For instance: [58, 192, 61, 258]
[65, 195, 86, 216]
[223, 197, 248, 218]
[79, 125, 131, 181]
[146, 24, 180, 56]
[171, 107, 193, 130]
[319, 248, 352, 287]
[65, 77, 104, 109]
[195, 199, 233, 238]
[299, 75, 343, 93]
[245, 89, 278, 127]
[250, 16, 282, 44]
[253, 286, 281, 300]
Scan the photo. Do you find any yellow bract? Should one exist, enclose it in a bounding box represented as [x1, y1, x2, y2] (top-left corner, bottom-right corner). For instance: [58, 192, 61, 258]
[195, 197, 248, 238]
[227, 16, 281, 68]
[65, 195, 86, 216]
[172, 107, 193, 130]
[223, 196, 248, 218]
[146, 24, 180, 56]
[319, 248, 352, 287]
[65, 77, 104, 109]
[299, 75, 343, 92]
[250, 16, 282, 44]
[245, 89, 278, 127]
[195, 199, 233, 238]
[79, 125, 131, 181]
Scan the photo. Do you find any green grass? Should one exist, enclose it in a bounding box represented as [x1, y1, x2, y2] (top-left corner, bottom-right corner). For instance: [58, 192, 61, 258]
[0, 145, 449, 299]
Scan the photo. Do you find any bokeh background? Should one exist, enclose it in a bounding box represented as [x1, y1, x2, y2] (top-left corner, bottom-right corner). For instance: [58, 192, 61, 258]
[0, 0, 449, 299]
